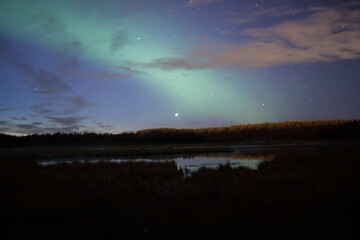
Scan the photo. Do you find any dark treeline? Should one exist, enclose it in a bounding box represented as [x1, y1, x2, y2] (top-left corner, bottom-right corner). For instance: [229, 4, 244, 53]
[1, 119, 360, 147]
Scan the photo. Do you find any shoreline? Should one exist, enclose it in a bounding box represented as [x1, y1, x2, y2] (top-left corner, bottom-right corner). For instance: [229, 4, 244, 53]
[1, 140, 359, 160]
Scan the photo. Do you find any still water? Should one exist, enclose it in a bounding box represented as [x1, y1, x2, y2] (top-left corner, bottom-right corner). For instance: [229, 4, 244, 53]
[39, 153, 273, 177]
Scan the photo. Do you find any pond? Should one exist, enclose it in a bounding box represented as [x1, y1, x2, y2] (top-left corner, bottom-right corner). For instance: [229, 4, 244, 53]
[38, 153, 273, 177]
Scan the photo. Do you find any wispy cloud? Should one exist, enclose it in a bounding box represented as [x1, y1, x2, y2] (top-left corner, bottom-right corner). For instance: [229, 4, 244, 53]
[2, 114, 89, 134]
[118, 66, 148, 74]
[68, 70, 129, 78]
[237, 69, 257, 73]
[19, 65, 71, 94]
[31, 104, 54, 115]
[129, 58, 208, 71]
[46, 116, 87, 126]
[94, 121, 113, 130]
[184, 0, 223, 7]
[226, 6, 303, 25]
[31, 11, 66, 37]
[13, 125, 85, 134]
[111, 30, 127, 52]
[68, 96, 95, 108]
[0, 38, 71, 94]
[12, 117, 28, 121]
[344, 1, 360, 7]
[0, 38, 14, 58]
[0, 103, 11, 111]
[0, 120, 8, 125]
[31, 95, 95, 118]
[16, 122, 43, 130]
[57, 40, 86, 76]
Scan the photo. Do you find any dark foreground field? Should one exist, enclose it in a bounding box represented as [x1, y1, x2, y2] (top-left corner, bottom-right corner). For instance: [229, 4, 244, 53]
[1, 146, 360, 240]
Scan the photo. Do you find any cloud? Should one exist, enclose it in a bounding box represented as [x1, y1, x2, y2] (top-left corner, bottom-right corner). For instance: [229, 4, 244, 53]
[24, 68, 71, 94]
[111, 30, 127, 52]
[187, 37, 214, 42]
[0, 38, 14, 58]
[12, 117, 28, 121]
[5, 115, 88, 134]
[58, 55, 80, 75]
[31, 11, 66, 36]
[62, 40, 85, 55]
[13, 61, 70, 94]
[43, 126, 84, 133]
[0, 39, 71, 94]
[31, 96, 93, 118]
[68, 96, 95, 108]
[16, 122, 42, 130]
[13, 125, 85, 134]
[94, 121, 113, 130]
[128, 58, 209, 71]
[184, 0, 223, 7]
[118, 66, 147, 74]
[237, 69, 257, 73]
[134, 6, 360, 70]
[31, 104, 54, 114]
[227, 6, 303, 25]
[0, 103, 11, 111]
[46, 116, 88, 126]
[233, 7, 360, 67]
[32, 90, 52, 94]
[64, 0, 160, 18]
[344, 1, 360, 7]
[57, 40, 86, 75]
[69, 70, 129, 78]
[0, 37, 23, 65]
[0, 120, 8, 125]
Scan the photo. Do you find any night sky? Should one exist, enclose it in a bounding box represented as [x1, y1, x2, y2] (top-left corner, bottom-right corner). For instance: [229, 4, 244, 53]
[1, 0, 360, 135]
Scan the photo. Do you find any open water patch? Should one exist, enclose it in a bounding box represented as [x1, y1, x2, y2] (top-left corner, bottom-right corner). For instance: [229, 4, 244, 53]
[38, 153, 273, 177]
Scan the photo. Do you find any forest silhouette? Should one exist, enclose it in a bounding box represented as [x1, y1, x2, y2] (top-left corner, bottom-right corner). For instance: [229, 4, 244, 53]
[1, 119, 359, 147]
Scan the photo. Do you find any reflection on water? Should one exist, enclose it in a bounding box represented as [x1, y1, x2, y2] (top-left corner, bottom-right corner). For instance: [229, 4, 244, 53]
[174, 157, 264, 177]
[39, 153, 273, 177]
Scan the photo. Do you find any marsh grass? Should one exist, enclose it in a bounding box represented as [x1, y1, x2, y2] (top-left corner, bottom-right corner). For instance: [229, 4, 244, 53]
[1, 147, 360, 239]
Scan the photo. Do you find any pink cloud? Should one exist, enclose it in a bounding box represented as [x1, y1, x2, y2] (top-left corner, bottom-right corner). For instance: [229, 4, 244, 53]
[136, 6, 360, 70]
